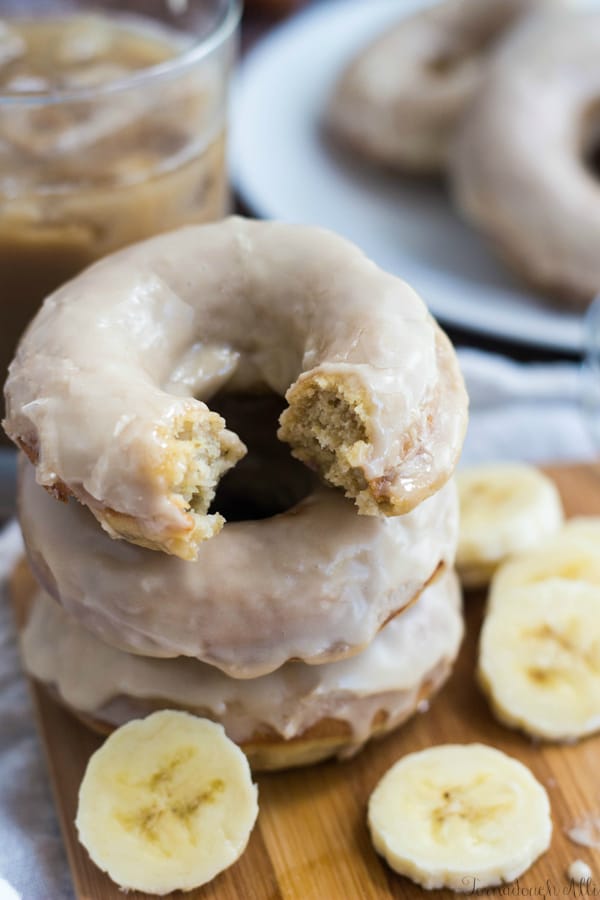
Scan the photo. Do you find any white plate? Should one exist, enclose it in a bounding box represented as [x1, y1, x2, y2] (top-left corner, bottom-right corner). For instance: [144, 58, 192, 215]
[231, 0, 585, 353]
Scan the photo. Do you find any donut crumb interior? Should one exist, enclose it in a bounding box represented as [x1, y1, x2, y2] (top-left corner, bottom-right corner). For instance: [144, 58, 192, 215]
[139, 409, 247, 558]
[280, 377, 376, 512]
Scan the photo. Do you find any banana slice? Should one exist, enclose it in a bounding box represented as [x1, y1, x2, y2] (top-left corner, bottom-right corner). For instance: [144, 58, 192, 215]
[490, 533, 600, 610]
[456, 463, 564, 589]
[368, 743, 551, 891]
[76, 710, 259, 895]
[479, 580, 600, 741]
[561, 516, 600, 543]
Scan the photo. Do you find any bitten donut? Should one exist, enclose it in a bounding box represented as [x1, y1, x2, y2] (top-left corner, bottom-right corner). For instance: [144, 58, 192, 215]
[16, 566, 463, 770]
[3, 216, 467, 560]
[18, 457, 459, 678]
[451, 9, 600, 306]
[326, 0, 556, 174]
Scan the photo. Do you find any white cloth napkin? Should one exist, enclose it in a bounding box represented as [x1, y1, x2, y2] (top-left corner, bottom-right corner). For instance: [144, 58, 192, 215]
[0, 522, 73, 900]
[458, 348, 597, 465]
[0, 349, 597, 898]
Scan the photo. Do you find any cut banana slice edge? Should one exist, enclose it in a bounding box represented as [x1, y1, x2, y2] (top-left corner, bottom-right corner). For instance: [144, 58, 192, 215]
[490, 530, 600, 611]
[368, 743, 551, 892]
[479, 579, 600, 741]
[561, 516, 600, 543]
[456, 463, 564, 589]
[76, 710, 259, 895]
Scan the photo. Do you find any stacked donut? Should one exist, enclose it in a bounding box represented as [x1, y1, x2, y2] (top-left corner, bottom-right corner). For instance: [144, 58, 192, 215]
[4, 217, 468, 770]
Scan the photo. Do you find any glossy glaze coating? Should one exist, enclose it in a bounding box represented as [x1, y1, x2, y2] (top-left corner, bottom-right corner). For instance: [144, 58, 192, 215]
[21, 570, 463, 751]
[19, 458, 459, 677]
[452, 8, 600, 305]
[327, 0, 556, 173]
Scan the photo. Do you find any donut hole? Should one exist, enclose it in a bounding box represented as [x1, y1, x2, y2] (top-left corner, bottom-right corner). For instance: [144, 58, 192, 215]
[426, 50, 468, 77]
[581, 103, 600, 179]
[425, 39, 487, 77]
[209, 392, 315, 522]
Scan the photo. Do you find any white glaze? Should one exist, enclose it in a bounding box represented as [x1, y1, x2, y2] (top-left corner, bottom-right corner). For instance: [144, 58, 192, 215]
[4, 216, 467, 534]
[20, 569, 463, 747]
[452, 8, 600, 305]
[19, 457, 459, 677]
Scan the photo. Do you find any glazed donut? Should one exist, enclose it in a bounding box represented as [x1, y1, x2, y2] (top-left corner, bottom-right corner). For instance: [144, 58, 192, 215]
[326, 0, 557, 174]
[3, 216, 467, 560]
[19, 456, 458, 678]
[17, 566, 463, 770]
[451, 9, 600, 306]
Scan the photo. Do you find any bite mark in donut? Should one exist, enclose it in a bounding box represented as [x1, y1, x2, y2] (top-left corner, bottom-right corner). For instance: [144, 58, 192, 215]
[279, 374, 373, 511]
[18, 406, 246, 560]
[104, 407, 247, 558]
[280, 376, 415, 516]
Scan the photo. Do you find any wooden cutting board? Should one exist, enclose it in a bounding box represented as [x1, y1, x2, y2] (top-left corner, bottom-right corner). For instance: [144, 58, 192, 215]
[10, 463, 600, 900]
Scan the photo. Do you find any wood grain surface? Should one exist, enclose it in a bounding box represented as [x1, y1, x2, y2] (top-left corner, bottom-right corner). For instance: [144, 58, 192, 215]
[10, 463, 600, 900]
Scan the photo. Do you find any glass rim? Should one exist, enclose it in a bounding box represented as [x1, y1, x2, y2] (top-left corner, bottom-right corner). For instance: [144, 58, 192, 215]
[0, 0, 241, 108]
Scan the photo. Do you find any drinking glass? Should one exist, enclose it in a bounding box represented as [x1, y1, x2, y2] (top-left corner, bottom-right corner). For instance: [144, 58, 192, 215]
[0, 0, 241, 445]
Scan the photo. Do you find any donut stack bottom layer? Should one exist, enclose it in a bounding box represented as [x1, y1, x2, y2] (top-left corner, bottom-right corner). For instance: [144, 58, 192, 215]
[20, 568, 464, 769]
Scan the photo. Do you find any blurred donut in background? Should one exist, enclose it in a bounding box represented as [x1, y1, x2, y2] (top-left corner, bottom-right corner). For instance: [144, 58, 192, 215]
[325, 0, 564, 175]
[451, 7, 600, 307]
